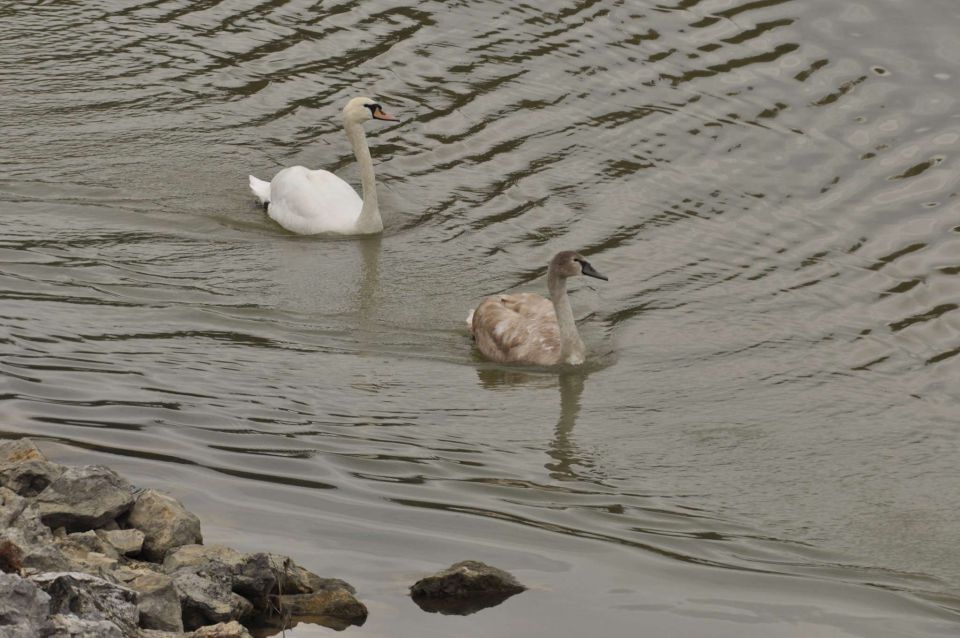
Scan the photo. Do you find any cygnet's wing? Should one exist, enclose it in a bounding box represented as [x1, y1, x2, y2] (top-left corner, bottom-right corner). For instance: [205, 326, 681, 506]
[470, 293, 561, 365]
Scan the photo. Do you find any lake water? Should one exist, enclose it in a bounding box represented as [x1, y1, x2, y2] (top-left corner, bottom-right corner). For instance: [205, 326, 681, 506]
[3, 0, 960, 635]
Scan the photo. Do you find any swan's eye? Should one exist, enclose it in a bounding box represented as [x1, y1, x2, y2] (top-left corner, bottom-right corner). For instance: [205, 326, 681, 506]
[364, 103, 381, 116]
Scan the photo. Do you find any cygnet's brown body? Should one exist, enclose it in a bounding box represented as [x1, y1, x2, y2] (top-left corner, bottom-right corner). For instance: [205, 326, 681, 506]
[468, 251, 607, 366]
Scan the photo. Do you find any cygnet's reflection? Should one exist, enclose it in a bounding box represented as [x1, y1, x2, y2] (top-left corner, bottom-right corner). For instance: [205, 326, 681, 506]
[546, 371, 589, 481]
[474, 367, 594, 482]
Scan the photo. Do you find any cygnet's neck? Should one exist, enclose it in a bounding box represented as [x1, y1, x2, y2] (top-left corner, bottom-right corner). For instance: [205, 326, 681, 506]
[548, 269, 586, 365]
[344, 119, 383, 234]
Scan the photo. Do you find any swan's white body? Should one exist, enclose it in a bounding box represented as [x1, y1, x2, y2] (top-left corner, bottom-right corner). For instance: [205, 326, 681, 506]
[467, 251, 607, 366]
[249, 96, 398, 235]
[250, 167, 363, 235]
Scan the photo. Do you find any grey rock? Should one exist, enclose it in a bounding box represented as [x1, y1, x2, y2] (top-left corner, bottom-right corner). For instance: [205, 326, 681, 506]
[163, 544, 244, 578]
[18, 543, 74, 575]
[0, 487, 54, 544]
[35, 465, 135, 532]
[0, 439, 47, 465]
[0, 439, 64, 497]
[58, 530, 121, 560]
[0, 486, 29, 529]
[127, 490, 202, 562]
[189, 621, 254, 638]
[0, 572, 52, 637]
[0, 489, 72, 574]
[172, 571, 253, 631]
[0, 490, 72, 574]
[96, 528, 145, 556]
[47, 614, 124, 638]
[31, 571, 140, 637]
[52, 531, 120, 575]
[410, 560, 525, 615]
[232, 552, 276, 612]
[115, 568, 183, 632]
[411, 560, 525, 598]
[164, 545, 276, 612]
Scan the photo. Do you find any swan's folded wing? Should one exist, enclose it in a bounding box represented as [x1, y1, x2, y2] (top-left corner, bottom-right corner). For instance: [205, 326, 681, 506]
[268, 166, 363, 234]
[471, 294, 560, 365]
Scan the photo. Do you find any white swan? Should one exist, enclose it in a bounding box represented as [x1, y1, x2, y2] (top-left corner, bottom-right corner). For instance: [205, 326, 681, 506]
[467, 251, 608, 366]
[249, 96, 400, 235]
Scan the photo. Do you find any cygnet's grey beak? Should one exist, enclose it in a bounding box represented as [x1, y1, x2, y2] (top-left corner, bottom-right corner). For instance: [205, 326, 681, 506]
[580, 260, 608, 281]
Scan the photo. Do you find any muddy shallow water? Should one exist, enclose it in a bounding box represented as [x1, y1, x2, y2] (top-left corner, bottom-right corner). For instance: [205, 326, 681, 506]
[3, 0, 960, 635]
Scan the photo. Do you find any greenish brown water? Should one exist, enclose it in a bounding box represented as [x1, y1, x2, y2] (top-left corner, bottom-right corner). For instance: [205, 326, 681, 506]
[3, 1, 960, 635]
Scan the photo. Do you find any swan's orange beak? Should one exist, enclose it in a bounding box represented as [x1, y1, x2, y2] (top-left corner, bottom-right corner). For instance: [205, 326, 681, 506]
[373, 107, 400, 122]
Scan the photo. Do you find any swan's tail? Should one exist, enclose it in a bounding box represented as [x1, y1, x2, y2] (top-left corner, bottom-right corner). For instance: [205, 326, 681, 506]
[249, 175, 271, 204]
[465, 308, 475, 334]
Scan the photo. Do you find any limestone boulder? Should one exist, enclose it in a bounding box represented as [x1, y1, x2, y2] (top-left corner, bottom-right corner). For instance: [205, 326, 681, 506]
[50, 531, 120, 575]
[127, 489, 202, 561]
[48, 614, 124, 637]
[35, 465, 134, 532]
[163, 544, 244, 579]
[164, 545, 276, 612]
[0, 490, 72, 574]
[0, 487, 54, 545]
[115, 567, 183, 632]
[32, 571, 140, 636]
[189, 620, 255, 638]
[59, 530, 121, 559]
[172, 571, 253, 631]
[0, 572, 52, 637]
[0, 439, 64, 497]
[96, 528, 145, 557]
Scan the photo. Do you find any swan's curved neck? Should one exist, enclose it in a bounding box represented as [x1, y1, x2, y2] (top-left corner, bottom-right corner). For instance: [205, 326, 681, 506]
[344, 119, 383, 234]
[548, 270, 585, 365]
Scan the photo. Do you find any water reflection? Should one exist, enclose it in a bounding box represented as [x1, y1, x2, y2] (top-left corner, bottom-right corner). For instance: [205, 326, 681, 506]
[546, 371, 588, 482]
[474, 367, 594, 482]
[411, 591, 519, 616]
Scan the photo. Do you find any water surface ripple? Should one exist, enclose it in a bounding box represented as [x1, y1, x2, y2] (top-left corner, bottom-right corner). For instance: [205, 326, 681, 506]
[3, 1, 960, 636]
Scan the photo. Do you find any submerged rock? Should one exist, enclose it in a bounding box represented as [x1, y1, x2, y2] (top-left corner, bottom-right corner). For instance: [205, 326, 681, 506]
[410, 560, 525, 615]
[127, 489, 202, 562]
[267, 553, 355, 596]
[35, 465, 135, 532]
[276, 589, 369, 623]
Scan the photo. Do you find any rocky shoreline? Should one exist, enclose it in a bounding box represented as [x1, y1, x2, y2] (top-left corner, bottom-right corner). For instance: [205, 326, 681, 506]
[0, 439, 366, 637]
[0, 438, 526, 637]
